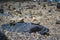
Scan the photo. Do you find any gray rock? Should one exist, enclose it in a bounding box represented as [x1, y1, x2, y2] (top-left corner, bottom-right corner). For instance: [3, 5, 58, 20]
[1, 22, 49, 36]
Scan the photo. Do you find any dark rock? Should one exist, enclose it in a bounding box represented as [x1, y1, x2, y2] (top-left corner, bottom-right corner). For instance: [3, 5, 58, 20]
[13, 7, 16, 10]
[5, 3, 8, 6]
[57, 3, 60, 9]
[15, 10, 22, 14]
[48, 9, 52, 12]
[39, 27, 49, 35]
[10, 20, 15, 26]
[38, 3, 40, 5]
[43, 4, 46, 8]
[29, 26, 42, 33]
[1, 5, 4, 8]
[29, 25, 49, 35]
[1, 22, 49, 35]
[0, 31, 8, 40]
[8, 5, 12, 9]
[56, 21, 60, 24]
[7, 5, 12, 10]
[32, 5, 36, 7]
[0, 9, 4, 13]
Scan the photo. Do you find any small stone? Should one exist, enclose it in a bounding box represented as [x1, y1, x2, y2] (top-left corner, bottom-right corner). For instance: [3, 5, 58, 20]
[38, 3, 40, 5]
[48, 9, 52, 12]
[10, 20, 15, 26]
[0, 8, 4, 13]
[18, 19, 24, 23]
[43, 4, 46, 8]
[13, 7, 16, 10]
[56, 20, 60, 24]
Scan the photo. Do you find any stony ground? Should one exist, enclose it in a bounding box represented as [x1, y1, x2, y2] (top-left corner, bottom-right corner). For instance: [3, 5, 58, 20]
[0, 1, 60, 40]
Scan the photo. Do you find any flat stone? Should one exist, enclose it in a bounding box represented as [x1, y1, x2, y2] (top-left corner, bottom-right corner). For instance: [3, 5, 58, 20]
[1, 22, 49, 35]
